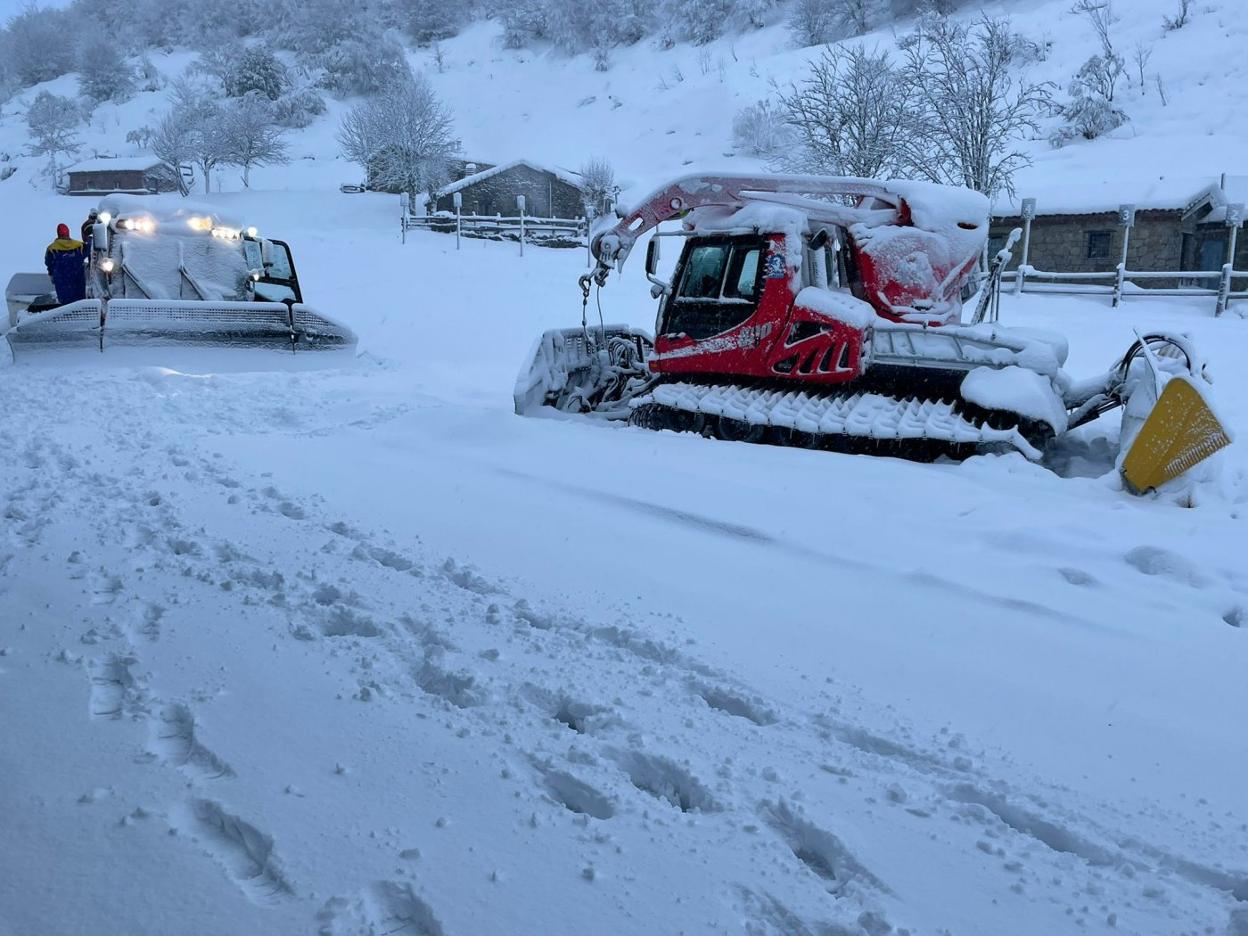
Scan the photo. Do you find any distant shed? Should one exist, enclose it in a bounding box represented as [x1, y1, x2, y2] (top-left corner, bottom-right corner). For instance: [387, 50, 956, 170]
[65, 157, 181, 196]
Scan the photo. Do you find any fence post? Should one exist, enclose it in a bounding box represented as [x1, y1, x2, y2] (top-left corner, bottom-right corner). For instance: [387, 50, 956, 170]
[453, 192, 462, 251]
[1113, 204, 1135, 309]
[1016, 198, 1035, 294]
[1215, 263, 1233, 317]
[517, 195, 526, 257]
[1217, 203, 1243, 316]
[1112, 262, 1126, 308]
[400, 192, 408, 244]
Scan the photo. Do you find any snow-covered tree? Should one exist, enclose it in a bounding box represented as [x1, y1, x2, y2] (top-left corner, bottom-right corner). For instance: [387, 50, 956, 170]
[776, 45, 910, 178]
[78, 42, 136, 103]
[499, 0, 549, 48]
[220, 92, 291, 188]
[789, 0, 839, 47]
[224, 47, 290, 101]
[25, 91, 81, 180]
[2, 7, 76, 88]
[577, 157, 618, 216]
[338, 75, 459, 197]
[899, 16, 1049, 197]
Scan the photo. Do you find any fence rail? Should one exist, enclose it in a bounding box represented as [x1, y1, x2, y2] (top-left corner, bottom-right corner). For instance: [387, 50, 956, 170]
[1013, 262, 1247, 316]
[401, 209, 588, 250]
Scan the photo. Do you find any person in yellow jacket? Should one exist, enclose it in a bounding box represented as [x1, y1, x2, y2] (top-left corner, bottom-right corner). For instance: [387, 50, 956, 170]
[44, 223, 87, 305]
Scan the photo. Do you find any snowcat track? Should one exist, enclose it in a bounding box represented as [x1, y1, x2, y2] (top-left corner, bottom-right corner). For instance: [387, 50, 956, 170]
[628, 382, 1043, 462]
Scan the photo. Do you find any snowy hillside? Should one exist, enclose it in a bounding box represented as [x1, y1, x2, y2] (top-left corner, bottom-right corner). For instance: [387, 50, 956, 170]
[2, 3, 1248, 936]
[1, 0, 1246, 200]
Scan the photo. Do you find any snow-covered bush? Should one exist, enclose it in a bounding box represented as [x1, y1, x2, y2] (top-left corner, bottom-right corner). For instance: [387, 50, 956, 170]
[731, 98, 790, 158]
[78, 42, 136, 103]
[224, 47, 290, 101]
[1049, 53, 1127, 146]
[319, 34, 413, 96]
[337, 74, 459, 196]
[775, 44, 909, 178]
[25, 91, 82, 177]
[1162, 0, 1192, 31]
[405, 0, 468, 45]
[272, 87, 327, 129]
[136, 57, 166, 93]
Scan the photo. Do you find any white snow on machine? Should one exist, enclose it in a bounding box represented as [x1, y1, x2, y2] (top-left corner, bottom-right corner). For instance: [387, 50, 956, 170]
[3, 196, 356, 360]
[515, 173, 1230, 493]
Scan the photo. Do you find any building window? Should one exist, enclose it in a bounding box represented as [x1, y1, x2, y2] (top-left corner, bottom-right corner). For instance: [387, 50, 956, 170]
[1086, 230, 1112, 261]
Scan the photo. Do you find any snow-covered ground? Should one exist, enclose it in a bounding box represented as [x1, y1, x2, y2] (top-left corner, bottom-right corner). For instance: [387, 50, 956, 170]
[3, 2, 1248, 931]
[2, 184, 1247, 935]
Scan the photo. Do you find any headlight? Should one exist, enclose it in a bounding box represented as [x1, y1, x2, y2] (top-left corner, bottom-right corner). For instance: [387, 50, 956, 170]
[246, 226, 258, 238]
[99, 258, 115, 273]
[99, 211, 112, 224]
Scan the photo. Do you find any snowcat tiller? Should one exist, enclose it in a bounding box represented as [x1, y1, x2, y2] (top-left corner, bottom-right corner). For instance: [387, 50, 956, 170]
[515, 173, 1230, 493]
[4, 198, 355, 361]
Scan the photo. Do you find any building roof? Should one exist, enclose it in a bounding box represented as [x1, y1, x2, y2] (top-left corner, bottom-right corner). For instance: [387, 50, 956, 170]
[992, 175, 1247, 219]
[68, 156, 166, 174]
[436, 159, 582, 197]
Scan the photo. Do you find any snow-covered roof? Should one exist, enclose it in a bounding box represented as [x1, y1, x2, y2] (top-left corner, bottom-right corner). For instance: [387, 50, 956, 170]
[436, 159, 583, 196]
[68, 156, 166, 174]
[992, 175, 1247, 218]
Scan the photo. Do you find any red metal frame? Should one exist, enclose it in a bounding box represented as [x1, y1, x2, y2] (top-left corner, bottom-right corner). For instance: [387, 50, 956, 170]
[590, 174, 984, 388]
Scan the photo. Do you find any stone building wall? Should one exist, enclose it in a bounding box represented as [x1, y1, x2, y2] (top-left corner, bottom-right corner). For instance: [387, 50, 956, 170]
[990, 209, 1186, 288]
[432, 164, 585, 218]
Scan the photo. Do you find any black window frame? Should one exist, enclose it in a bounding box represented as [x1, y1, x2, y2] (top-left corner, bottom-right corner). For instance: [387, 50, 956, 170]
[1086, 230, 1113, 262]
[660, 234, 768, 341]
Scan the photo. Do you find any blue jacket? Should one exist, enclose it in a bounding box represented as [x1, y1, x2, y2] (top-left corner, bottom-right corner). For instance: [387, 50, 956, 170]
[44, 237, 87, 304]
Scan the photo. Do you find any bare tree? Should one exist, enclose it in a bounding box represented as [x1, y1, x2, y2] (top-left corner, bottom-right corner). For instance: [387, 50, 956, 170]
[220, 93, 290, 188]
[900, 16, 1050, 197]
[776, 44, 911, 179]
[577, 157, 618, 216]
[1131, 41, 1153, 91]
[338, 75, 458, 198]
[25, 91, 81, 181]
[162, 80, 232, 194]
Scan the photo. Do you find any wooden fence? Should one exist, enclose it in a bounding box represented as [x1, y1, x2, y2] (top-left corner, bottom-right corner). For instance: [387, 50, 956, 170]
[401, 207, 588, 253]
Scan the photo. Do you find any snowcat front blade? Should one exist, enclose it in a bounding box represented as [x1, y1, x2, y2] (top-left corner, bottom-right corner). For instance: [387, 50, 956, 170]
[514, 325, 652, 416]
[6, 300, 356, 358]
[1120, 375, 1231, 494]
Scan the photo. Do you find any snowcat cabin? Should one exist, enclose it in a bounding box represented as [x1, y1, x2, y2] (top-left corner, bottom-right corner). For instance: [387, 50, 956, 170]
[242, 236, 304, 304]
[658, 234, 769, 341]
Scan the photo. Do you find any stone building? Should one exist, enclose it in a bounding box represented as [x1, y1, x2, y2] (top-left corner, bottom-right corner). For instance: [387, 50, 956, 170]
[65, 157, 181, 196]
[427, 159, 586, 219]
[990, 176, 1246, 288]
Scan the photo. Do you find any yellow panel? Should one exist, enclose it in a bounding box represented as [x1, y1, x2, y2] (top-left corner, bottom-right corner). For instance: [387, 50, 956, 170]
[1121, 376, 1231, 494]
